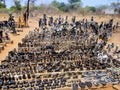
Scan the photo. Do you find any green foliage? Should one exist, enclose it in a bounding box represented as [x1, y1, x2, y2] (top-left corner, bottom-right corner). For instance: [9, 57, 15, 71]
[9, 0, 22, 13]
[51, 0, 60, 8]
[69, 2, 82, 10]
[68, 0, 82, 10]
[10, 6, 16, 12]
[51, 0, 68, 12]
[0, 2, 6, 8]
[0, 2, 7, 13]
[14, 0, 22, 12]
[85, 6, 96, 13]
[58, 3, 69, 12]
[68, 0, 81, 4]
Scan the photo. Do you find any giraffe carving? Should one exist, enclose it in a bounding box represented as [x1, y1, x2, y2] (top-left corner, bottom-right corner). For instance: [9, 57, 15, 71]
[23, 0, 30, 27]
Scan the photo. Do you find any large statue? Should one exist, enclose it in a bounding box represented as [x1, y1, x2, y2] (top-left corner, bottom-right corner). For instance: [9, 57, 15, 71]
[18, 12, 24, 28]
[23, 0, 30, 27]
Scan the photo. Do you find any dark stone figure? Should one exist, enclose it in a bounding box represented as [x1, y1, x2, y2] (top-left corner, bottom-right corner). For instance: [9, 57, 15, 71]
[39, 18, 42, 27]
[8, 14, 17, 34]
[0, 27, 3, 43]
[48, 16, 53, 26]
[116, 22, 118, 29]
[72, 16, 76, 23]
[5, 32, 10, 40]
[43, 14, 47, 25]
[58, 15, 62, 25]
[91, 16, 94, 21]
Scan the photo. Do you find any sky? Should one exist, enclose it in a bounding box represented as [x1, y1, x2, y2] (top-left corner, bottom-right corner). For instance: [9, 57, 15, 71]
[5, 0, 118, 8]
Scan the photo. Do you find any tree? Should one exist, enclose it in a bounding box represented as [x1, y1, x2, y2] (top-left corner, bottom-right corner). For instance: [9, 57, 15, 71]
[29, 0, 38, 12]
[69, 0, 81, 4]
[10, 6, 16, 12]
[0, 0, 6, 5]
[51, 0, 60, 8]
[51, 0, 68, 12]
[68, 0, 82, 10]
[58, 2, 69, 12]
[110, 2, 118, 9]
[85, 6, 96, 13]
[96, 5, 109, 15]
[110, 2, 120, 15]
[9, 0, 22, 13]
[14, 0, 22, 12]
[0, 1, 6, 8]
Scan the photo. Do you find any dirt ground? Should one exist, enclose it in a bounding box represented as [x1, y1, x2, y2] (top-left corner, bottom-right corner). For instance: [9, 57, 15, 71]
[0, 13, 120, 90]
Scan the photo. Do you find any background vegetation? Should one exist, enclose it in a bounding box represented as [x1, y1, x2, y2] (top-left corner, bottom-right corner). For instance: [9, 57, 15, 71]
[0, 0, 119, 15]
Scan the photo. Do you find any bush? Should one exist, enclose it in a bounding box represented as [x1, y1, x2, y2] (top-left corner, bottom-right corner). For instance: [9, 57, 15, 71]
[85, 6, 96, 13]
[51, 0, 68, 12]
[10, 6, 16, 13]
[0, 2, 6, 8]
[58, 3, 69, 12]
[68, 0, 82, 10]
